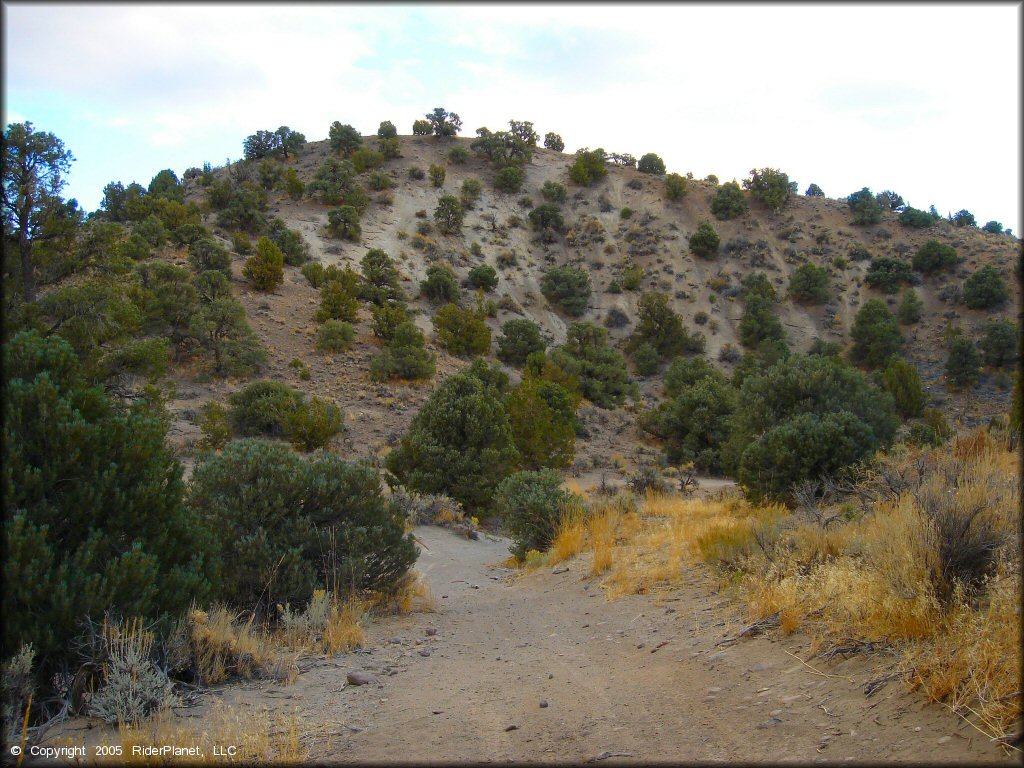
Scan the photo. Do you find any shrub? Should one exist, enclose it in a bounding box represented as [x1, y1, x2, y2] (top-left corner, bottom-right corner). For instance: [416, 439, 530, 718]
[880, 356, 926, 418]
[386, 368, 518, 510]
[946, 337, 981, 388]
[497, 319, 546, 366]
[426, 107, 462, 137]
[308, 157, 359, 205]
[528, 203, 564, 232]
[87, 623, 179, 724]
[912, 240, 958, 274]
[688, 221, 720, 258]
[897, 289, 923, 324]
[899, 206, 934, 228]
[494, 165, 525, 193]
[710, 181, 747, 220]
[847, 187, 884, 225]
[788, 263, 829, 304]
[316, 278, 359, 323]
[646, 373, 736, 472]
[850, 299, 902, 368]
[412, 119, 432, 136]
[540, 180, 567, 204]
[328, 122, 362, 154]
[3, 332, 215, 697]
[547, 322, 636, 408]
[188, 237, 232, 277]
[420, 264, 460, 303]
[316, 319, 355, 352]
[198, 401, 233, 450]
[432, 303, 491, 356]
[327, 206, 361, 240]
[950, 209, 976, 227]
[541, 265, 591, 316]
[962, 265, 1008, 309]
[978, 319, 1017, 367]
[282, 167, 305, 200]
[637, 153, 666, 175]
[865, 256, 912, 293]
[285, 397, 344, 452]
[408, 166, 425, 180]
[468, 263, 498, 291]
[460, 178, 483, 209]
[428, 163, 446, 188]
[359, 248, 404, 306]
[228, 380, 303, 437]
[805, 183, 824, 197]
[370, 303, 409, 341]
[447, 146, 469, 165]
[190, 441, 415, 611]
[369, 321, 436, 382]
[663, 172, 688, 201]
[630, 291, 704, 358]
[505, 380, 576, 470]
[743, 168, 797, 212]
[242, 237, 284, 291]
[622, 262, 644, 290]
[981, 221, 1003, 234]
[568, 148, 607, 186]
[434, 194, 464, 234]
[739, 294, 785, 349]
[495, 469, 570, 559]
[632, 341, 661, 376]
[543, 132, 565, 152]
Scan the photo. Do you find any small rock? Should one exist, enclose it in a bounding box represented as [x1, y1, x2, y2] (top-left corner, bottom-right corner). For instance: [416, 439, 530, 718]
[748, 662, 771, 673]
[636, 643, 645, 649]
[552, 565, 569, 574]
[389, 637, 402, 645]
[548, 673, 554, 679]
[707, 651, 728, 662]
[703, 696, 717, 703]
[708, 687, 723, 694]
[346, 671, 375, 686]
[757, 717, 783, 729]
[769, 709, 784, 717]
[937, 736, 951, 745]
[504, 725, 519, 732]
[418, 649, 431, 657]
[914, 727, 922, 732]
[432, 710, 443, 715]
[665, 608, 676, 614]
[425, 627, 438, 636]
[539, 700, 549, 708]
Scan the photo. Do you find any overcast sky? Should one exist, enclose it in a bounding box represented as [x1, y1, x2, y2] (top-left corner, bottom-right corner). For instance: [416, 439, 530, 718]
[3, 3, 1021, 233]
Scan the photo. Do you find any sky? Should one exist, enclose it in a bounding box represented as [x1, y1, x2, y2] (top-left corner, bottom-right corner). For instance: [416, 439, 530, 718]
[3, 3, 1021, 233]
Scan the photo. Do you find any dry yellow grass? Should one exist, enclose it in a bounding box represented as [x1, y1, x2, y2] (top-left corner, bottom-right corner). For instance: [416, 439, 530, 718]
[179, 607, 293, 686]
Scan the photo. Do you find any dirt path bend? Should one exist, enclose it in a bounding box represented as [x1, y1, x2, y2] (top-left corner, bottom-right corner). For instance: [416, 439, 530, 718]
[220, 526, 1008, 764]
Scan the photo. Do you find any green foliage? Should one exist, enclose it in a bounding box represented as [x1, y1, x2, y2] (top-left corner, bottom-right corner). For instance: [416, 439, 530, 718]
[426, 107, 462, 137]
[328, 121, 362, 155]
[187, 237, 231, 277]
[637, 153, 666, 175]
[739, 294, 785, 349]
[420, 264, 460, 304]
[688, 221, 720, 258]
[621, 262, 644, 290]
[865, 256, 912, 293]
[412, 119, 433, 136]
[742, 168, 797, 212]
[3, 332, 215, 692]
[351, 147, 384, 174]
[850, 299, 902, 368]
[377, 120, 397, 139]
[665, 172, 688, 201]
[242, 237, 284, 291]
[308, 157, 359, 205]
[847, 187, 884, 225]
[899, 206, 934, 228]
[540, 180, 567, 204]
[981, 221, 1003, 234]
[630, 291, 704, 358]
[135, 215, 169, 248]
[950, 209, 976, 227]
[369, 321, 436, 382]
[632, 342, 661, 376]
[788, 263, 829, 304]
[228, 380, 303, 437]
[880, 357, 926, 418]
[190, 441, 415, 610]
[710, 181, 747, 220]
[285, 397, 344, 452]
[327, 206, 361, 241]
[468, 263, 498, 292]
[188, 294, 265, 378]
[912, 240, 957, 274]
[447, 146, 469, 165]
[198, 401, 232, 450]
[946, 336, 981, 388]
[528, 203, 564, 232]
[266, 218, 308, 266]
[978, 318, 1017, 368]
[370, 303, 409, 341]
[359, 248, 404, 305]
[494, 165, 525, 193]
[301, 262, 326, 288]
[897, 289, 923, 325]
[428, 163, 446, 187]
[506, 379, 576, 470]
[148, 169, 183, 201]
[434, 194, 463, 233]
[316, 277, 359, 323]
[432, 303, 491, 356]
[386, 368, 517, 510]
[568, 148, 608, 186]
[543, 132, 565, 152]
[497, 319, 546, 366]
[215, 184, 267, 232]
[805, 183, 824, 197]
[316, 319, 355, 352]
[962, 265, 1009, 309]
[495, 470, 570, 559]
[459, 177, 483, 209]
[548, 322, 636, 408]
[646, 371, 736, 472]
[541, 265, 591, 316]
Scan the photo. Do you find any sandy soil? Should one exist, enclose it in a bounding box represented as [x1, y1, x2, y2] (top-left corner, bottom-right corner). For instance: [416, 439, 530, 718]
[165, 525, 1010, 764]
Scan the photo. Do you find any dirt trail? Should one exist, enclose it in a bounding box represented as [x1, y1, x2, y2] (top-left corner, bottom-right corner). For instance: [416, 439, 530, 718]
[208, 525, 1009, 763]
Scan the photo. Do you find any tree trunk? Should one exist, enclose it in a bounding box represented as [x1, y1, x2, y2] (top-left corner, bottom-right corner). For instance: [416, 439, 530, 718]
[19, 230, 35, 304]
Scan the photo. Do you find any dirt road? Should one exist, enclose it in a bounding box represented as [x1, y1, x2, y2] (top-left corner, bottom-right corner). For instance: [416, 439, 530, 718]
[214, 525, 1010, 763]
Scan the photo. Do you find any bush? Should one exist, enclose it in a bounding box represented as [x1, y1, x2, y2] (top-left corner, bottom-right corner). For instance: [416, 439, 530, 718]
[190, 441, 416, 611]
[497, 319, 546, 366]
[198, 401, 233, 450]
[950, 209, 976, 227]
[981, 221, 1003, 234]
[369, 321, 436, 382]
[664, 172, 688, 201]
[541, 265, 591, 316]
[632, 341, 661, 376]
[664, 356, 721, 396]
[897, 289, 923, 324]
[865, 256, 912, 293]
[622, 262, 644, 290]
[788, 263, 829, 304]
[188, 237, 232, 277]
[505, 379, 576, 470]
[495, 470, 570, 559]
[850, 299, 902, 368]
[646, 373, 736, 472]
[568, 148, 607, 186]
[286, 397, 344, 452]
[899, 206, 934, 228]
[228, 380, 303, 437]
[547, 322, 636, 408]
[912, 240, 958, 274]
[316, 319, 355, 352]
[3, 332, 215, 697]
[528, 203, 564, 232]
[434, 194, 463, 234]
[370, 303, 409, 341]
[738, 294, 785, 349]
[630, 291, 704, 358]
[805, 183, 824, 197]
[468, 263, 498, 292]
[428, 163, 446, 188]
[386, 368, 518, 510]
[359, 248, 404, 306]
[710, 181, 746, 220]
[266, 218, 309, 266]
[637, 153, 666, 175]
[433, 303, 491, 356]
[946, 336, 981, 388]
[962, 265, 1008, 309]
[494, 165, 525, 193]
[420, 264, 460, 303]
[880, 356, 926, 418]
[301, 262, 325, 288]
[242, 237, 284, 291]
[540, 180, 567, 204]
[847, 187, 884, 225]
[460, 178, 483, 209]
[543, 132, 565, 152]
[327, 206, 361, 240]
[978, 319, 1017, 367]
[316, 278, 359, 323]
[688, 221, 720, 258]
[328, 122, 362, 154]
[742, 168, 797, 212]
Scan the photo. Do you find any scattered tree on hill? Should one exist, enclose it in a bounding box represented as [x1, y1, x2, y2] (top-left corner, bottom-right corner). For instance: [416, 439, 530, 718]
[665, 172, 688, 201]
[497, 319, 546, 366]
[369, 321, 436, 382]
[897, 289, 923, 325]
[981, 221, 1003, 234]
[629, 291, 704, 359]
[865, 256, 913, 293]
[329, 121, 362, 155]
[950, 209, 976, 227]
[420, 264, 460, 304]
[242, 237, 284, 291]
[377, 121, 398, 139]
[505, 379, 576, 470]
[434, 194, 464, 234]
[899, 206, 934, 228]
[875, 190, 905, 211]
[494, 165, 525, 193]
[847, 187, 884, 225]
[743, 168, 797, 212]
[788, 263, 830, 304]
[850, 299, 902, 368]
[946, 336, 981, 388]
[568, 148, 608, 186]
[546, 322, 636, 408]
[637, 153, 666, 175]
[710, 181, 747, 220]
[508, 120, 539, 146]
[543, 132, 565, 152]
[805, 183, 824, 197]
[432, 302, 491, 356]
[912, 240, 958, 274]
[962, 265, 1009, 309]
[327, 206, 361, 240]
[412, 119, 433, 136]
[540, 265, 591, 316]
[880, 356, 926, 418]
[360, 248, 404, 305]
[978, 319, 1017, 367]
[468, 263, 498, 292]
[426, 107, 462, 138]
[688, 221, 720, 258]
